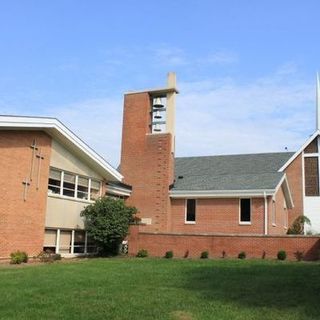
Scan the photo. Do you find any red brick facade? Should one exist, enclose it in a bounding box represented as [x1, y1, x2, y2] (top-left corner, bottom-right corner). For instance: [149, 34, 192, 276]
[171, 198, 266, 234]
[0, 131, 51, 258]
[285, 154, 304, 226]
[120, 92, 174, 232]
[128, 225, 320, 261]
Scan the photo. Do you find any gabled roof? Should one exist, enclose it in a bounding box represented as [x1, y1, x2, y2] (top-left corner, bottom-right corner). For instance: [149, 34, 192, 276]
[172, 152, 294, 191]
[0, 115, 122, 182]
[279, 130, 320, 172]
[170, 152, 294, 207]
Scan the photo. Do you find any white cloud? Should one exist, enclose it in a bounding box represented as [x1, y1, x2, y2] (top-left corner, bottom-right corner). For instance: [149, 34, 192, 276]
[0, 66, 316, 169]
[175, 71, 315, 157]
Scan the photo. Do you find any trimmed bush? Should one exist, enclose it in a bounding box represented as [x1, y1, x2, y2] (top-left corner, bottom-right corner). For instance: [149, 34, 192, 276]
[200, 251, 209, 259]
[294, 251, 304, 262]
[136, 249, 148, 258]
[165, 250, 173, 259]
[238, 251, 246, 259]
[10, 251, 28, 264]
[277, 250, 287, 261]
[222, 250, 226, 258]
[38, 251, 61, 263]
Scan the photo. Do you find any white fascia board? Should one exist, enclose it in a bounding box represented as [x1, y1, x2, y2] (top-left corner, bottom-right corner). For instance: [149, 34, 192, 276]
[107, 185, 131, 197]
[279, 130, 320, 172]
[0, 115, 123, 181]
[170, 189, 275, 199]
[274, 174, 294, 209]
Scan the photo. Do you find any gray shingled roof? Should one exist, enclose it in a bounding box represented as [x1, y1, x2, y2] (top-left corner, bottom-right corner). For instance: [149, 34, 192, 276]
[172, 152, 294, 191]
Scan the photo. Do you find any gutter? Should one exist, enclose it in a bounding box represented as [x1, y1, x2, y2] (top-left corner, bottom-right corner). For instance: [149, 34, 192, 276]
[264, 191, 268, 235]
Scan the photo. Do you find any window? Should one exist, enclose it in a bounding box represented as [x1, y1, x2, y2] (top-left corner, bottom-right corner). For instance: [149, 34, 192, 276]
[74, 230, 86, 253]
[240, 198, 251, 224]
[48, 168, 61, 194]
[185, 199, 196, 223]
[284, 200, 288, 229]
[43, 229, 97, 254]
[59, 230, 72, 254]
[63, 173, 76, 197]
[304, 157, 319, 196]
[43, 229, 57, 253]
[90, 179, 101, 200]
[272, 200, 276, 226]
[47, 168, 101, 201]
[77, 177, 89, 200]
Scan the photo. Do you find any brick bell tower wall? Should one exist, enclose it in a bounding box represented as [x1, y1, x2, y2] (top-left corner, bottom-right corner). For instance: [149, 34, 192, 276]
[120, 91, 175, 232]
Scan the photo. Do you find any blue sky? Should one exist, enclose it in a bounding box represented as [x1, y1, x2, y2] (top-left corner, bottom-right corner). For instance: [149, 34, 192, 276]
[0, 1, 319, 166]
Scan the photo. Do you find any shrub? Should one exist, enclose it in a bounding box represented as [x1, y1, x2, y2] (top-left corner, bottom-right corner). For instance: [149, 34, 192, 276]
[165, 250, 173, 259]
[200, 251, 209, 259]
[81, 197, 137, 255]
[277, 250, 287, 261]
[38, 251, 61, 263]
[287, 215, 311, 234]
[262, 251, 266, 259]
[222, 250, 226, 258]
[294, 251, 304, 262]
[10, 251, 28, 264]
[238, 251, 246, 259]
[136, 249, 148, 258]
[184, 250, 189, 258]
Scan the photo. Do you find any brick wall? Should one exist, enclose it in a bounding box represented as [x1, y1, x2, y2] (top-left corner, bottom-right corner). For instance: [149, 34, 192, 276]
[170, 198, 265, 234]
[0, 130, 52, 258]
[120, 92, 174, 232]
[128, 225, 320, 261]
[268, 185, 288, 235]
[285, 154, 304, 227]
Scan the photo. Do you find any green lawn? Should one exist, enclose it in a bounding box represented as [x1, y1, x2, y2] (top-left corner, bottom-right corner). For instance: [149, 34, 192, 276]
[0, 258, 319, 320]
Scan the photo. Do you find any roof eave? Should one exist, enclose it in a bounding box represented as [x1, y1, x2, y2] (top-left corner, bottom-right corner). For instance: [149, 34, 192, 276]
[170, 189, 276, 198]
[0, 116, 123, 182]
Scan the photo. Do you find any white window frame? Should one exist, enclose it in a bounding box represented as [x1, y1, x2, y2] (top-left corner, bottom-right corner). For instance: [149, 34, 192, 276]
[48, 167, 101, 202]
[185, 199, 196, 224]
[283, 199, 288, 229]
[272, 198, 276, 226]
[239, 198, 251, 225]
[46, 228, 96, 255]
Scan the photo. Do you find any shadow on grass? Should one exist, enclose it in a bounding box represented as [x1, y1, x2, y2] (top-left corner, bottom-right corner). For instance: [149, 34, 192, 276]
[182, 260, 320, 319]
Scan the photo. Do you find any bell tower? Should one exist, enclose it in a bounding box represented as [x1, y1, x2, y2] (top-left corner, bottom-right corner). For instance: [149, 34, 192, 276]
[120, 73, 178, 232]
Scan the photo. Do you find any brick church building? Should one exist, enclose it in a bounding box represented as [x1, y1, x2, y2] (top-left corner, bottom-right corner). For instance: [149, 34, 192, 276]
[120, 73, 320, 236]
[0, 73, 319, 259]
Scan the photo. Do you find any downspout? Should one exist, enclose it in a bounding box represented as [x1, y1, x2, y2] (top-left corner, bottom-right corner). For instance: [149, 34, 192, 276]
[264, 192, 268, 235]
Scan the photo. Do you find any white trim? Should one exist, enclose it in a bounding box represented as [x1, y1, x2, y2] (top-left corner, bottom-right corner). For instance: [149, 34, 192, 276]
[48, 193, 94, 204]
[107, 184, 132, 197]
[302, 150, 306, 199]
[170, 189, 275, 198]
[279, 130, 320, 172]
[56, 229, 60, 254]
[185, 199, 196, 224]
[124, 86, 179, 96]
[71, 230, 75, 254]
[0, 115, 122, 181]
[264, 192, 268, 235]
[239, 198, 252, 225]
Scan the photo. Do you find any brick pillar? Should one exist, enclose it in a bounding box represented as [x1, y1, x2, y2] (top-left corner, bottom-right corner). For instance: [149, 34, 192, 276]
[120, 92, 174, 232]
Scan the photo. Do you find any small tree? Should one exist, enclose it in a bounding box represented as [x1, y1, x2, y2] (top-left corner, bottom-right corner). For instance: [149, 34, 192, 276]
[81, 196, 137, 255]
[287, 215, 311, 235]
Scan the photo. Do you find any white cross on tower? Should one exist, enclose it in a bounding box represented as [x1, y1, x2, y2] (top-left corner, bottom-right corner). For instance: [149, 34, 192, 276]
[36, 148, 45, 190]
[30, 139, 38, 181]
[22, 178, 31, 201]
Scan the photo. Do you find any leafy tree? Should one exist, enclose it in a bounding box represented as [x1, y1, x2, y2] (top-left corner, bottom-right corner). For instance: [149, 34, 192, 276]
[81, 196, 137, 255]
[287, 215, 311, 235]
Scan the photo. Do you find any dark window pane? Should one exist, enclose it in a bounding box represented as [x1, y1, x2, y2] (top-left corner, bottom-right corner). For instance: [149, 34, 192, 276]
[304, 157, 319, 196]
[240, 199, 251, 222]
[186, 199, 196, 222]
